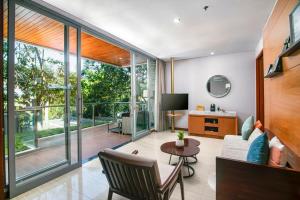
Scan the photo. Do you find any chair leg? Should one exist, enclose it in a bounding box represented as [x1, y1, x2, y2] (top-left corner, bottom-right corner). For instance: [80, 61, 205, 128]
[108, 189, 113, 200]
[179, 172, 185, 200]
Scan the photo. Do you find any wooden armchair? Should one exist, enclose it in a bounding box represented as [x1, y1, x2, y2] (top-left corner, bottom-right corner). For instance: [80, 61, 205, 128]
[98, 148, 184, 200]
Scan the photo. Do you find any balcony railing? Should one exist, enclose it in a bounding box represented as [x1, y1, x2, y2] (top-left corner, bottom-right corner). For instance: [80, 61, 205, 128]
[4, 101, 147, 153]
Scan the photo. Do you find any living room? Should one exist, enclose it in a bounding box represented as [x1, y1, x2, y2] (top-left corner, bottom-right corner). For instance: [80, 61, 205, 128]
[1, 0, 300, 199]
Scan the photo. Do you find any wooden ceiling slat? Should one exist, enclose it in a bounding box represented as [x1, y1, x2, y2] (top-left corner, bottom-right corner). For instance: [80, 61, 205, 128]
[16, 15, 46, 35]
[5, 4, 130, 66]
[20, 22, 64, 43]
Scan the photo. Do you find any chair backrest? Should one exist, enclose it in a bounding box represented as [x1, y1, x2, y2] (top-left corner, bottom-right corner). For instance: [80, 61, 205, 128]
[98, 148, 162, 199]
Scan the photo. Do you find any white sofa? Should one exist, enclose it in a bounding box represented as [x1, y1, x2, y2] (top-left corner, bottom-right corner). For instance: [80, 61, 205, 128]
[221, 128, 263, 161]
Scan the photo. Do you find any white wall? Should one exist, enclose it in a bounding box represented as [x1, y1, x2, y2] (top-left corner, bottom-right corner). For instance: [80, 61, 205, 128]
[165, 52, 256, 129]
[255, 36, 263, 57]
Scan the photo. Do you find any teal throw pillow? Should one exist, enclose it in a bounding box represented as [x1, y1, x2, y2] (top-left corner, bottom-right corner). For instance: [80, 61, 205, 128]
[241, 116, 254, 140]
[247, 133, 269, 165]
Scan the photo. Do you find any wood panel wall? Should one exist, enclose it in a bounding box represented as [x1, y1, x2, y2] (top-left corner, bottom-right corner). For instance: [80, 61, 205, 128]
[263, 0, 300, 159]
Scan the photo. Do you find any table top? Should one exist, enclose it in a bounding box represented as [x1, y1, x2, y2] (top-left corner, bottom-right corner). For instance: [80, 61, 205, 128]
[189, 110, 237, 117]
[160, 138, 200, 157]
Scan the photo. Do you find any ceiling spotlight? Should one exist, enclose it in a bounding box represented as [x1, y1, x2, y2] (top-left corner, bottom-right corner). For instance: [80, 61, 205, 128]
[210, 52, 215, 55]
[119, 57, 123, 60]
[173, 17, 181, 24]
[203, 5, 209, 11]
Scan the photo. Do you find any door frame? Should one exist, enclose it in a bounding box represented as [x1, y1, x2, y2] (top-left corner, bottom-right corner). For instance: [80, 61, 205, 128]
[256, 51, 264, 127]
[130, 51, 150, 141]
[6, 0, 82, 197]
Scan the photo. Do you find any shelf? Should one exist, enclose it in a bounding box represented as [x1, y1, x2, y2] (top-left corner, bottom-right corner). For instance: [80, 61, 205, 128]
[264, 40, 300, 79]
[280, 40, 300, 57]
[264, 71, 282, 78]
[204, 123, 219, 127]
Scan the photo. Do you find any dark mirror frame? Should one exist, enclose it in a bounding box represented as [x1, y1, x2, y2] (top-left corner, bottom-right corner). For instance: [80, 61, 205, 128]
[206, 75, 231, 98]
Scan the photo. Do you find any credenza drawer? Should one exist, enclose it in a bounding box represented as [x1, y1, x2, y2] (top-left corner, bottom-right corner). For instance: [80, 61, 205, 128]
[188, 114, 238, 138]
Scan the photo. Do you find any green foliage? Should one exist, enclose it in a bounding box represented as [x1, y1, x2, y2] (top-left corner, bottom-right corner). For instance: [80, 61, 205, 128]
[81, 59, 131, 117]
[15, 136, 29, 153]
[177, 131, 185, 140]
[3, 40, 133, 153]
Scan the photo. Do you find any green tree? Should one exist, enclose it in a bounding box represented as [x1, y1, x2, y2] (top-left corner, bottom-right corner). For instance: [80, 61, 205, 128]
[81, 59, 131, 118]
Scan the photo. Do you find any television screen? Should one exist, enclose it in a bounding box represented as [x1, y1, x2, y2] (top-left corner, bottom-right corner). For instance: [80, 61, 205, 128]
[161, 93, 188, 111]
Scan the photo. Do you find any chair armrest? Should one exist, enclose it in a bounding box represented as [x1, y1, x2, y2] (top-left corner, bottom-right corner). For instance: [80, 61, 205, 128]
[158, 159, 183, 193]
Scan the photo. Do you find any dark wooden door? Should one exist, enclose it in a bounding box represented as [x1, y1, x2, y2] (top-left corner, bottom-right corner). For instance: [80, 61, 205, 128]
[256, 51, 264, 127]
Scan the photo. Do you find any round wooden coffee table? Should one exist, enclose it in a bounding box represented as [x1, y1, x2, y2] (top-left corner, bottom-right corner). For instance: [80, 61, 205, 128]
[160, 138, 200, 178]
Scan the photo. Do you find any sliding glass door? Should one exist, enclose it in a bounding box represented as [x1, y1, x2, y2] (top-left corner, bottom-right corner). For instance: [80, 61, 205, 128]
[6, 1, 81, 197]
[3, 0, 157, 197]
[131, 52, 156, 140]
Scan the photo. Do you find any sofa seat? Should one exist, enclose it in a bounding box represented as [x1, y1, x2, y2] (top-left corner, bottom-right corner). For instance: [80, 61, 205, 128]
[223, 135, 249, 151]
[221, 146, 248, 161]
[221, 128, 263, 161]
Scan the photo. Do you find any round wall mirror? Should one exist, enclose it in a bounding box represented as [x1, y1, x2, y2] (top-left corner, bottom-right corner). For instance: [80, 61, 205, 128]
[206, 75, 231, 98]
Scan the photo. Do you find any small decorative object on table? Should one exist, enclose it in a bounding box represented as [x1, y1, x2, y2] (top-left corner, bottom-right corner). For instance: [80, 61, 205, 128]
[176, 131, 185, 147]
[210, 104, 216, 112]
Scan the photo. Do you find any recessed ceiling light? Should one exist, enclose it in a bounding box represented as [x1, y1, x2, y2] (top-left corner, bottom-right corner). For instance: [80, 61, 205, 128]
[173, 17, 181, 24]
[119, 57, 123, 60]
[210, 52, 215, 55]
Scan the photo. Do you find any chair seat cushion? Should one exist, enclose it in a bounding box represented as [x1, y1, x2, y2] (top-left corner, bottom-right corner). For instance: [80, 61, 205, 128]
[157, 163, 175, 185]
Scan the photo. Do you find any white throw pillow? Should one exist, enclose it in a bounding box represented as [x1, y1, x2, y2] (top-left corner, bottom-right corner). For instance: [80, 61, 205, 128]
[269, 136, 288, 167]
[248, 128, 263, 145]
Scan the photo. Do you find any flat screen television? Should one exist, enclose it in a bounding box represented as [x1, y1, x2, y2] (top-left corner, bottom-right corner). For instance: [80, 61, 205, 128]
[161, 93, 188, 111]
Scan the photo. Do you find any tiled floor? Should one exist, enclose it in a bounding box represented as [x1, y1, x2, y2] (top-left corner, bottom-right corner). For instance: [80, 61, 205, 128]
[12, 131, 223, 200]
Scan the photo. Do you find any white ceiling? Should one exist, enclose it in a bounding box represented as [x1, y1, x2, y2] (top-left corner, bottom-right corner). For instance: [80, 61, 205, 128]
[42, 0, 276, 60]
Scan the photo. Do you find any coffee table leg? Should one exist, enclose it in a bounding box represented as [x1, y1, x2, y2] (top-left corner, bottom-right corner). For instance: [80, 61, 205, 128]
[182, 157, 195, 178]
[189, 155, 198, 164]
[170, 156, 195, 178]
[169, 155, 172, 164]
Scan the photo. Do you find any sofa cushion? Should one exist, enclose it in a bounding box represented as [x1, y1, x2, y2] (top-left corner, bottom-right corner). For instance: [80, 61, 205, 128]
[248, 128, 263, 145]
[254, 120, 263, 130]
[223, 135, 249, 151]
[241, 116, 254, 140]
[268, 136, 287, 167]
[247, 133, 269, 165]
[221, 146, 248, 161]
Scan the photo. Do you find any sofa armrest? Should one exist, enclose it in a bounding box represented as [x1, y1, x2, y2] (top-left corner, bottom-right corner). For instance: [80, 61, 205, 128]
[216, 156, 300, 200]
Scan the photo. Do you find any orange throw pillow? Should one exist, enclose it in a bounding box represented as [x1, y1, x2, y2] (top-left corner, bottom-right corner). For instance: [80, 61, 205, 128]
[254, 120, 263, 130]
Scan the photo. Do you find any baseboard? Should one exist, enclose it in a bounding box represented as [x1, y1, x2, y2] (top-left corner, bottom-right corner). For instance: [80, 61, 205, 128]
[168, 127, 188, 131]
[189, 133, 223, 139]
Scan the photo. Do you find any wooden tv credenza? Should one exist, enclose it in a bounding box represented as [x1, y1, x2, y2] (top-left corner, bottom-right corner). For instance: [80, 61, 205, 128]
[188, 110, 238, 139]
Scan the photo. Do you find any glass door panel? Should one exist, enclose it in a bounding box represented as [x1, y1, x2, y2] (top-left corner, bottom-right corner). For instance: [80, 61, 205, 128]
[14, 5, 68, 180]
[132, 52, 150, 140]
[69, 26, 80, 164]
[148, 59, 156, 130]
[7, 2, 81, 196]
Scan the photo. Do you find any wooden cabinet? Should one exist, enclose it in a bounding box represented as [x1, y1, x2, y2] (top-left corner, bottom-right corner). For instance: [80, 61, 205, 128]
[188, 112, 238, 139]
